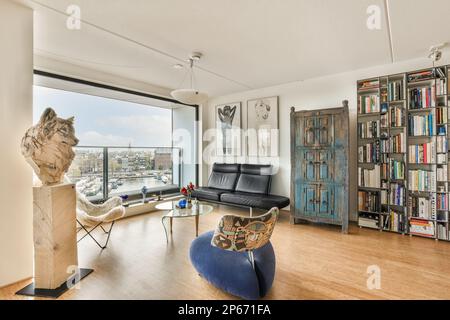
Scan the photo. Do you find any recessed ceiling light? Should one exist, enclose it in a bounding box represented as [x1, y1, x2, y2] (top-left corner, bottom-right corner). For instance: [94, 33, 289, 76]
[173, 63, 184, 69]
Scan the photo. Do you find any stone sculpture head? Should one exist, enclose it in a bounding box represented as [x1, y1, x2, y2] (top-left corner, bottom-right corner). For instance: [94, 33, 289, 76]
[21, 108, 79, 185]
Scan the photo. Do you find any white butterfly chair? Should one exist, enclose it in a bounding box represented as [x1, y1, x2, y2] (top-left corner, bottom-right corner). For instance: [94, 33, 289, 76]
[76, 190, 125, 249]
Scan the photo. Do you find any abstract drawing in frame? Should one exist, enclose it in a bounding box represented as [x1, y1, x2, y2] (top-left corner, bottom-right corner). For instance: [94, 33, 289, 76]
[247, 96, 279, 157]
[216, 102, 241, 156]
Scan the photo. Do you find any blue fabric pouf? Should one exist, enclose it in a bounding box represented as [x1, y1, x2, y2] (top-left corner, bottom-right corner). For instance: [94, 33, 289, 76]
[189, 231, 276, 300]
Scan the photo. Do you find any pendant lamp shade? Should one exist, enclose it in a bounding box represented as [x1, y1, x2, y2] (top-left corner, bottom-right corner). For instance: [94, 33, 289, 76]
[170, 88, 208, 105]
[171, 52, 208, 105]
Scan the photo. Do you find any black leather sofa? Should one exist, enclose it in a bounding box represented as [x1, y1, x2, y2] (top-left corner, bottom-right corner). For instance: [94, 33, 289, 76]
[192, 163, 290, 210]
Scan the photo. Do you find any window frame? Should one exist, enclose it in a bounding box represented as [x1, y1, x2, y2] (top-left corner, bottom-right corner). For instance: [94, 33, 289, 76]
[33, 70, 199, 201]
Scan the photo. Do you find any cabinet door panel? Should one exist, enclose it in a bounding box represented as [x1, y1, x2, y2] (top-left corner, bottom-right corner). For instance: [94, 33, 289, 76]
[317, 185, 334, 218]
[302, 185, 317, 216]
[316, 115, 333, 146]
[304, 150, 316, 181]
[317, 150, 333, 181]
[304, 118, 316, 146]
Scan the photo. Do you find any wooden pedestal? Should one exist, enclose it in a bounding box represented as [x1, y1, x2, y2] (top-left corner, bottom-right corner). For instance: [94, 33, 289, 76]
[33, 183, 78, 289]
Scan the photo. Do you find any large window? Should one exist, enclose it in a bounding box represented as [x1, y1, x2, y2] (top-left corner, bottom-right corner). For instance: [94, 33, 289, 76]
[33, 74, 197, 200]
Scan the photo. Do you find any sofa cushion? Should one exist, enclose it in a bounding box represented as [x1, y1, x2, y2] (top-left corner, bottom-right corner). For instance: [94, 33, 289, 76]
[235, 174, 271, 194]
[235, 164, 272, 194]
[207, 163, 240, 191]
[190, 230, 276, 300]
[220, 192, 290, 210]
[191, 187, 225, 201]
[213, 163, 241, 173]
[240, 164, 272, 175]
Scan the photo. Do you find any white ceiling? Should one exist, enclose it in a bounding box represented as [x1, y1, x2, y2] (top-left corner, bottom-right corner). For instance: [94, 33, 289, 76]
[24, 0, 450, 97]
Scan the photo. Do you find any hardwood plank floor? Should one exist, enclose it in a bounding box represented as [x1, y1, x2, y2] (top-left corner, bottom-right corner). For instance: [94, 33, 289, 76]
[2, 204, 450, 300]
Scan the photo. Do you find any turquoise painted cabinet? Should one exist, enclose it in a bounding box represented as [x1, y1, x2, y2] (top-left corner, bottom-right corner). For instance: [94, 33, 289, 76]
[290, 101, 349, 233]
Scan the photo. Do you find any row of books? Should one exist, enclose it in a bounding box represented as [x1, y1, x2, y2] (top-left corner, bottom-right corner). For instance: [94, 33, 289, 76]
[437, 135, 448, 153]
[407, 69, 435, 82]
[390, 160, 405, 180]
[390, 132, 406, 153]
[408, 113, 435, 136]
[357, 120, 379, 138]
[436, 78, 447, 96]
[388, 80, 404, 101]
[358, 165, 380, 188]
[358, 142, 380, 163]
[435, 106, 448, 124]
[408, 142, 435, 164]
[358, 95, 379, 114]
[408, 195, 436, 219]
[437, 166, 448, 182]
[359, 79, 379, 90]
[409, 86, 436, 109]
[410, 219, 434, 237]
[437, 224, 448, 240]
[358, 191, 380, 212]
[390, 183, 405, 206]
[408, 170, 436, 192]
[390, 106, 405, 127]
[437, 193, 448, 211]
[381, 211, 406, 232]
[358, 213, 379, 229]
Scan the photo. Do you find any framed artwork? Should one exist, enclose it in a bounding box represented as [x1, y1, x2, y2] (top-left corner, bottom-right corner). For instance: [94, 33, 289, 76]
[247, 96, 279, 157]
[216, 102, 241, 156]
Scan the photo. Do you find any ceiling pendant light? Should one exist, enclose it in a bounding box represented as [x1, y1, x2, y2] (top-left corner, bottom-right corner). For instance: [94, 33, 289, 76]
[171, 52, 208, 105]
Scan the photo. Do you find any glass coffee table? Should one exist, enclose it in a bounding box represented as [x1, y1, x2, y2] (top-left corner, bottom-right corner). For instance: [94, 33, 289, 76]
[155, 201, 214, 242]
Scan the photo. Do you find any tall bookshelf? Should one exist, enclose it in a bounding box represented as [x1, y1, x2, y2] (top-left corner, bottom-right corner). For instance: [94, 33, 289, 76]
[357, 65, 449, 241]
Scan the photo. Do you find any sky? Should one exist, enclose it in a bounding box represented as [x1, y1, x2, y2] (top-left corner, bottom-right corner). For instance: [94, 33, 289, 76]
[33, 86, 172, 147]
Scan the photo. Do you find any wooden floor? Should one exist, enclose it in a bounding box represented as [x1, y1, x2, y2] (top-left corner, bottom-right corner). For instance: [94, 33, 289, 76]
[2, 205, 450, 300]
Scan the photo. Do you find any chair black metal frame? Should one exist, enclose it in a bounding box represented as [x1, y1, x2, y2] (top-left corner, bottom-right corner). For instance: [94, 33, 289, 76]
[76, 219, 116, 249]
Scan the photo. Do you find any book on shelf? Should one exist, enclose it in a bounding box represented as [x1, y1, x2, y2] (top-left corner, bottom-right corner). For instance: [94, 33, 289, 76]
[388, 80, 404, 101]
[437, 223, 448, 240]
[380, 102, 388, 113]
[408, 194, 436, 220]
[390, 132, 405, 153]
[436, 78, 447, 96]
[390, 106, 405, 127]
[390, 183, 405, 206]
[408, 113, 435, 136]
[409, 86, 436, 109]
[436, 107, 448, 125]
[381, 210, 406, 232]
[358, 212, 379, 229]
[410, 218, 435, 237]
[381, 189, 388, 205]
[358, 141, 380, 162]
[358, 94, 379, 114]
[359, 79, 379, 90]
[357, 120, 380, 138]
[437, 193, 448, 211]
[437, 166, 448, 182]
[390, 160, 405, 180]
[436, 136, 448, 153]
[407, 69, 435, 82]
[380, 113, 389, 128]
[358, 191, 380, 212]
[408, 170, 436, 192]
[358, 165, 381, 188]
[408, 142, 436, 164]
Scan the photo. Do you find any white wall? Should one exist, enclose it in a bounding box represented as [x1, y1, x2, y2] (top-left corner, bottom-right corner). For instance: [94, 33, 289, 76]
[205, 56, 450, 221]
[0, 0, 33, 287]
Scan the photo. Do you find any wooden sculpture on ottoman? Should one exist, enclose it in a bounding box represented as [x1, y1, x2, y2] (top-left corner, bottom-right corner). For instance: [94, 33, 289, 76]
[18, 108, 91, 297]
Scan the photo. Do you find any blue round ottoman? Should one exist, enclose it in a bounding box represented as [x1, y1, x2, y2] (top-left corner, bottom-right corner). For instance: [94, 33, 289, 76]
[189, 230, 276, 300]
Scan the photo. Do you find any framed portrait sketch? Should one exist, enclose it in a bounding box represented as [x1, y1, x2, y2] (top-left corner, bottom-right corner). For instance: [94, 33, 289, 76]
[247, 96, 279, 157]
[215, 102, 241, 156]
